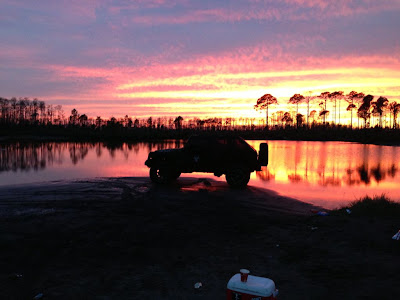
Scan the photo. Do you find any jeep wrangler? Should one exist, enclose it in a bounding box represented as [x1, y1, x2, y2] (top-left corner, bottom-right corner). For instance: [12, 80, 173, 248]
[145, 135, 268, 188]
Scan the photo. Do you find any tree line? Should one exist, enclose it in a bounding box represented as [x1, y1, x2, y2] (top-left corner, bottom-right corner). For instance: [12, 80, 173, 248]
[1, 92, 400, 131]
[254, 91, 400, 129]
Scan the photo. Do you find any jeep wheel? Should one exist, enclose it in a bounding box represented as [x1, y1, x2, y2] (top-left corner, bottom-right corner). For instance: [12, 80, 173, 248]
[225, 167, 250, 188]
[150, 167, 170, 184]
[150, 168, 180, 183]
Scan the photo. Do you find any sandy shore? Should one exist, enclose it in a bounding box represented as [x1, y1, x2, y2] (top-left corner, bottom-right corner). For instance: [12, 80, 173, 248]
[0, 177, 399, 299]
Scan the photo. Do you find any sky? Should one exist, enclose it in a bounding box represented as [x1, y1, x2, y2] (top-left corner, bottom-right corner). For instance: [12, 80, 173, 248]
[1, 0, 400, 120]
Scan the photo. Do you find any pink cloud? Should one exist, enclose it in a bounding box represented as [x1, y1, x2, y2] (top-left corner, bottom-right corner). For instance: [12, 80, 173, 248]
[129, 7, 283, 25]
[124, 0, 400, 25]
[119, 83, 219, 93]
[108, 0, 187, 13]
[5, 40, 399, 118]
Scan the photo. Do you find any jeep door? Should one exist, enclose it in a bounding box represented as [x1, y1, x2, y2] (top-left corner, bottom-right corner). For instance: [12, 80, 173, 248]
[183, 137, 228, 172]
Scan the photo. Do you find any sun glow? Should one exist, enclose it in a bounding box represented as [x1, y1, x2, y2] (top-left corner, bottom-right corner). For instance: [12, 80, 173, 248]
[110, 63, 400, 120]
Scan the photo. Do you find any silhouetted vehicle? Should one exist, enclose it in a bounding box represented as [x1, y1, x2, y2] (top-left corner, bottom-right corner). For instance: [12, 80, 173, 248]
[145, 135, 268, 188]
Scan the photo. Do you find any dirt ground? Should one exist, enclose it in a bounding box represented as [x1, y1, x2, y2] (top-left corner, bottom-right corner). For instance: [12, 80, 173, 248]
[0, 177, 399, 299]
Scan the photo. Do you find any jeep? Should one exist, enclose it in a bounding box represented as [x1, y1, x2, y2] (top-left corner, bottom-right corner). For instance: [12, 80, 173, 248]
[145, 135, 268, 188]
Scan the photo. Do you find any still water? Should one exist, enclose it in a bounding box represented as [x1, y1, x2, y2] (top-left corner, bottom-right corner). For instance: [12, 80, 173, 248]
[0, 140, 399, 209]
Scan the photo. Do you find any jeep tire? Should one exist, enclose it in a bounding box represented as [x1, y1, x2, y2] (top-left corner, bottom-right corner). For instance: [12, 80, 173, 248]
[225, 166, 250, 188]
[150, 167, 169, 184]
[150, 167, 180, 184]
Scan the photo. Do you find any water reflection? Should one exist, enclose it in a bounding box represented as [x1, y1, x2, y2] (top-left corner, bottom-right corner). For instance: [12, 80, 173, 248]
[0, 140, 185, 172]
[256, 162, 398, 187]
[248, 141, 400, 188]
[1, 140, 399, 208]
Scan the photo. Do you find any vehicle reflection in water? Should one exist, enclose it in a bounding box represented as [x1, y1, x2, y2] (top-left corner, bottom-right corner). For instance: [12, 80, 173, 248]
[0, 140, 399, 208]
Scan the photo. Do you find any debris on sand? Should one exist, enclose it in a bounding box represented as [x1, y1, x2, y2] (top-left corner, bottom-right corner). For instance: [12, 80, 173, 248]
[311, 209, 329, 216]
[135, 185, 150, 193]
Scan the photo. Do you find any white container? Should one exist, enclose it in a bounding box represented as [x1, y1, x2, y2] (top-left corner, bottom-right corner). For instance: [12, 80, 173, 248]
[227, 272, 278, 300]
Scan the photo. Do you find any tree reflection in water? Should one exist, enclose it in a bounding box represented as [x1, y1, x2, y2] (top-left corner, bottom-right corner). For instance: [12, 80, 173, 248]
[0, 142, 63, 172]
[69, 143, 90, 165]
[0, 141, 399, 190]
[256, 168, 275, 181]
[288, 174, 302, 183]
[0, 141, 184, 173]
[256, 145, 399, 186]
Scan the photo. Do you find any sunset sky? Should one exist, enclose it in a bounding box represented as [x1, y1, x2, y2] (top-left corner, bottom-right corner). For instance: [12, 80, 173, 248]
[1, 0, 400, 120]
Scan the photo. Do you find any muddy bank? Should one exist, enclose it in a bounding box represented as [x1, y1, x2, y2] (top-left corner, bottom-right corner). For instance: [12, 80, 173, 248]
[0, 177, 399, 299]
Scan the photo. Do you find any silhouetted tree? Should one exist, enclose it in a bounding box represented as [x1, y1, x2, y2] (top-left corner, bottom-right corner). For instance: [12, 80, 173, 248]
[309, 110, 317, 125]
[69, 108, 79, 125]
[127, 117, 133, 128]
[282, 112, 293, 126]
[147, 117, 153, 128]
[319, 109, 329, 123]
[254, 94, 278, 128]
[108, 117, 117, 126]
[318, 92, 330, 124]
[371, 96, 388, 128]
[0, 97, 9, 122]
[30, 111, 39, 124]
[32, 98, 39, 123]
[357, 95, 374, 128]
[174, 116, 184, 130]
[296, 113, 304, 127]
[346, 91, 365, 128]
[17, 97, 28, 122]
[39, 101, 46, 123]
[10, 97, 17, 123]
[328, 91, 344, 124]
[288, 93, 305, 127]
[47, 104, 54, 124]
[78, 114, 88, 126]
[305, 91, 314, 127]
[54, 105, 64, 125]
[388, 101, 400, 129]
[95, 116, 102, 127]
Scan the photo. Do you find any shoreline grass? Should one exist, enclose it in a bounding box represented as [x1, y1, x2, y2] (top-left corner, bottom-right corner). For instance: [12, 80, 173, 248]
[335, 195, 400, 217]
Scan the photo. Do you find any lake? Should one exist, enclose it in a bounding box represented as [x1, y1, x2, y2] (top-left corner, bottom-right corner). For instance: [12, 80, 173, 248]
[1, 140, 399, 209]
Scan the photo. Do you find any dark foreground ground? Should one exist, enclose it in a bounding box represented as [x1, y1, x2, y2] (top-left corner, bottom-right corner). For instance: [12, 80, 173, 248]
[0, 177, 399, 299]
